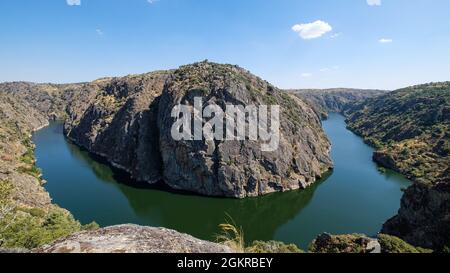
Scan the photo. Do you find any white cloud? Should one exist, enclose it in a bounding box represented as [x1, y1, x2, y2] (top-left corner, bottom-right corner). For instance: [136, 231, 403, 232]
[292, 20, 332, 40]
[379, 38, 393, 43]
[301, 73, 312, 78]
[320, 66, 339, 72]
[330, 32, 342, 39]
[67, 0, 81, 6]
[147, 0, 159, 4]
[96, 29, 104, 36]
[367, 0, 381, 6]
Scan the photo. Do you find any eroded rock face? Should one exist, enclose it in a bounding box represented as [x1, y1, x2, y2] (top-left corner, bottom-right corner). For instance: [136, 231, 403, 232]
[382, 182, 450, 250]
[65, 61, 333, 198]
[158, 62, 332, 197]
[35, 224, 233, 253]
[64, 72, 172, 183]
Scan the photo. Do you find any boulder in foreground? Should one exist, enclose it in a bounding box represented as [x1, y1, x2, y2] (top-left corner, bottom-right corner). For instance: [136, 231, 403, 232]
[35, 224, 233, 253]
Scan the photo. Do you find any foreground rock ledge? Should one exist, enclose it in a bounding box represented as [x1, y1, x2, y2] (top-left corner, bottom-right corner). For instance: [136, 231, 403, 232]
[35, 224, 233, 253]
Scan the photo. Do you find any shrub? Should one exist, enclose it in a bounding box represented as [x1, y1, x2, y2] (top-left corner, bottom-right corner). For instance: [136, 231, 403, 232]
[378, 234, 432, 253]
[82, 221, 100, 231]
[0, 180, 13, 202]
[0, 206, 83, 249]
[309, 233, 370, 253]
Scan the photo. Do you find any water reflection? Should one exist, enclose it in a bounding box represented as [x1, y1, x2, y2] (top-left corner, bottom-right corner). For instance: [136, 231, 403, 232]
[65, 138, 327, 242]
[35, 115, 411, 248]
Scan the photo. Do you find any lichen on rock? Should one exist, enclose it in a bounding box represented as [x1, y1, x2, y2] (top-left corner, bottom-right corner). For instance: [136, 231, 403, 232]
[35, 224, 233, 253]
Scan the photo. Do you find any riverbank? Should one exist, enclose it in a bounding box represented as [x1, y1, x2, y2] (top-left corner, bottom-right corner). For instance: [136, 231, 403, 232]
[33, 114, 411, 249]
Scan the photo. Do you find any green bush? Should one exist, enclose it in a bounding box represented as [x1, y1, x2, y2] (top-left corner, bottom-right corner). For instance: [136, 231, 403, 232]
[308, 233, 369, 253]
[19, 148, 35, 165]
[378, 234, 432, 253]
[443, 246, 450, 253]
[0, 207, 82, 249]
[17, 165, 42, 179]
[1, 159, 94, 250]
[0, 179, 13, 201]
[82, 221, 100, 231]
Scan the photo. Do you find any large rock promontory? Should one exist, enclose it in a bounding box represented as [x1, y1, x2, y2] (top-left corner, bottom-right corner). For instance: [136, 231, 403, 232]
[64, 61, 333, 198]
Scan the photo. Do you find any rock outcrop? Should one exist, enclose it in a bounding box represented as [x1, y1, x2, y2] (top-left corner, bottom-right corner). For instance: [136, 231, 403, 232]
[65, 61, 333, 198]
[309, 233, 381, 253]
[289, 88, 387, 119]
[382, 182, 450, 250]
[64, 72, 172, 183]
[346, 82, 450, 251]
[36, 224, 233, 253]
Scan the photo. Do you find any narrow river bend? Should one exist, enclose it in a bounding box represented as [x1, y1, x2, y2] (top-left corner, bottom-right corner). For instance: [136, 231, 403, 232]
[33, 113, 411, 249]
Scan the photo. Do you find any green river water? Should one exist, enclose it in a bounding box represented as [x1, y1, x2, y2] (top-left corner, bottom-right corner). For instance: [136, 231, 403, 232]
[33, 113, 411, 248]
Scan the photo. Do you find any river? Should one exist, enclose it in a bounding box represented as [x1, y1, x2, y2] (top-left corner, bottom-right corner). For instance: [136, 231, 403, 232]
[33, 113, 411, 249]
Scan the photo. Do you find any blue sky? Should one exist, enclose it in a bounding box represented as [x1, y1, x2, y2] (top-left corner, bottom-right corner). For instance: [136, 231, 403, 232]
[0, 0, 449, 89]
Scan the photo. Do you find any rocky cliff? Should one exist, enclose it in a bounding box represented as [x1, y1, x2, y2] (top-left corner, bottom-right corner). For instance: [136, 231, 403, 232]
[346, 82, 450, 251]
[0, 82, 92, 121]
[0, 81, 233, 252]
[0, 92, 51, 208]
[64, 72, 171, 183]
[0, 87, 97, 249]
[65, 61, 333, 198]
[36, 224, 232, 253]
[289, 88, 387, 119]
[1, 68, 445, 253]
[0, 82, 86, 210]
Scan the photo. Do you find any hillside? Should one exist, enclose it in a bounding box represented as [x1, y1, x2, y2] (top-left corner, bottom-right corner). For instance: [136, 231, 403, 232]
[346, 82, 449, 184]
[0, 62, 334, 250]
[65, 61, 333, 198]
[1, 64, 443, 253]
[289, 88, 387, 119]
[0, 88, 97, 249]
[346, 82, 450, 251]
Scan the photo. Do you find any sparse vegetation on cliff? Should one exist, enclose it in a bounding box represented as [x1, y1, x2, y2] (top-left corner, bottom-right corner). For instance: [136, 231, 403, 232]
[346, 82, 449, 185]
[346, 82, 450, 251]
[0, 179, 89, 249]
[377, 234, 432, 253]
[0, 88, 98, 250]
[1, 66, 447, 253]
[65, 61, 332, 198]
